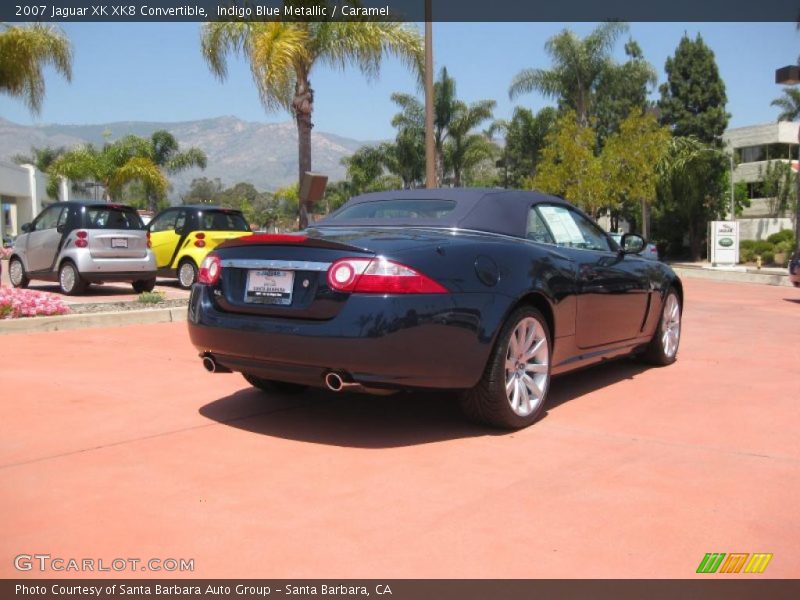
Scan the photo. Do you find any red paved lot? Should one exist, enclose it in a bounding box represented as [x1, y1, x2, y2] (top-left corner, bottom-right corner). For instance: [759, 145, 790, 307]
[1, 278, 798, 578]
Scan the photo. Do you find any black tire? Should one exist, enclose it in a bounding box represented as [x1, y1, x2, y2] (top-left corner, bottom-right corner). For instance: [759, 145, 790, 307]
[132, 278, 157, 293]
[642, 288, 682, 366]
[58, 261, 87, 295]
[177, 259, 197, 289]
[243, 373, 308, 395]
[8, 256, 29, 288]
[461, 306, 552, 430]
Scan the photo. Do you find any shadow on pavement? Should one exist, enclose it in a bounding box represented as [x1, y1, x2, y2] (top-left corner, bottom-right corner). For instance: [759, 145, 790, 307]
[199, 358, 649, 449]
[783, 297, 800, 305]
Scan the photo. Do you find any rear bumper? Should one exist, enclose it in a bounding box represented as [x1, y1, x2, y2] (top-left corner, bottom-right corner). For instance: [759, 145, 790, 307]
[68, 249, 158, 278]
[187, 284, 508, 390]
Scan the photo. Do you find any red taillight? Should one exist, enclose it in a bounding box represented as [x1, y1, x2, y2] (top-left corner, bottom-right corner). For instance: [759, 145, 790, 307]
[196, 232, 205, 240]
[146, 230, 152, 248]
[75, 230, 88, 248]
[327, 258, 447, 294]
[194, 240, 206, 248]
[198, 254, 221, 285]
[76, 230, 88, 239]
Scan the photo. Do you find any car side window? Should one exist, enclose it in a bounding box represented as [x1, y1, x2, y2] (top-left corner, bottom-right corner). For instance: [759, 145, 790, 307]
[526, 208, 554, 243]
[536, 205, 611, 252]
[568, 211, 612, 252]
[56, 207, 69, 229]
[174, 210, 188, 233]
[33, 206, 63, 232]
[150, 211, 177, 233]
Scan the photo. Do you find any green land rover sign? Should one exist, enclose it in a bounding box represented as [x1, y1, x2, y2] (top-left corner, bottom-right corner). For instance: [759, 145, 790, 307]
[718, 237, 734, 247]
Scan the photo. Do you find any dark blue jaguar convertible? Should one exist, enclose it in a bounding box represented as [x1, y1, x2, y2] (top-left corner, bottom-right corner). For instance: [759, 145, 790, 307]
[188, 189, 683, 429]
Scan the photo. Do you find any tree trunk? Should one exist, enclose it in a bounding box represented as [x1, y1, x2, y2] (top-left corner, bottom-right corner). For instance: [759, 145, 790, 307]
[640, 198, 650, 239]
[293, 72, 314, 230]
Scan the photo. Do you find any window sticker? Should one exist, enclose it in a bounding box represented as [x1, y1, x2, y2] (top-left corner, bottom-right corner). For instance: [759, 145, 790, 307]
[538, 206, 585, 246]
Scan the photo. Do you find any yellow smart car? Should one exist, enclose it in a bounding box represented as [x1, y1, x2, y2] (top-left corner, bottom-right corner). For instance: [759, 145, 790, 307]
[148, 205, 252, 288]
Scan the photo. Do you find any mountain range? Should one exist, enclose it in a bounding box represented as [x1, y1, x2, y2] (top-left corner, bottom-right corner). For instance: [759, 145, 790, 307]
[0, 116, 370, 198]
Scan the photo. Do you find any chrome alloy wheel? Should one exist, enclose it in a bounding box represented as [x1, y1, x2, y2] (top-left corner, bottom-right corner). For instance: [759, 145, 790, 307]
[60, 264, 76, 293]
[661, 293, 681, 358]
[504, 316, 550, 417]
[9, 259, 24, 286]
[179, 262, 195, 287]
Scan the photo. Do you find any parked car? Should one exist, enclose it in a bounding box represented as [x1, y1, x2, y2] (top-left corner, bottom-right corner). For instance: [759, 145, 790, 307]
[790, 249, 800, 288]
[148, 205, 252, 288]
[609, 232, 659, 260]
[8, 201, 157, 295]
[188, 189, 683, 430]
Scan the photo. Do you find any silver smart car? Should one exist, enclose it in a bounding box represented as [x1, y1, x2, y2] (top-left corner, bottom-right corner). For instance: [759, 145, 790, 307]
[7, 201, 157, 295]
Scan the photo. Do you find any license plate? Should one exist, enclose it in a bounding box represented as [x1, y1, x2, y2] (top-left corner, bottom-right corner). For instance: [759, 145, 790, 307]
[245, 269, 295, 305]
[111, 238, 128, 248]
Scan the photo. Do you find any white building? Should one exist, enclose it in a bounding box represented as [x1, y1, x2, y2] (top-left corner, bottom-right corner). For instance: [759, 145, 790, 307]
[723, 122, 798, 240]
[0, 161, 69, 241]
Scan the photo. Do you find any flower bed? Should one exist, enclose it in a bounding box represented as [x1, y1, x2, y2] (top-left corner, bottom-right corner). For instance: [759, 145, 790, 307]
[0, 288, 71, 319]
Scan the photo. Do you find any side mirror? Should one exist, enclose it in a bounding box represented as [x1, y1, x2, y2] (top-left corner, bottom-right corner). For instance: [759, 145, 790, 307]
[20, 222, 31, 233]
[620, 233, 646, 255]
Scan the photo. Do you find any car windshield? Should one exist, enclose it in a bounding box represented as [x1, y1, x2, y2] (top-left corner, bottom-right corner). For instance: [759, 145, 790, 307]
[331, 199, 457, 220]
[198, 210, 250, 232]
[84, 206, 145, 230]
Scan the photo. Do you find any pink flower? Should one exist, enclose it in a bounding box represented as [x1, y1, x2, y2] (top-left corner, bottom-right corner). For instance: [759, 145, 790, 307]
[0, 288, 70, 319]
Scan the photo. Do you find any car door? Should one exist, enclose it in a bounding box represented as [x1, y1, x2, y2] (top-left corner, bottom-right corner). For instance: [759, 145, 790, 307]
[536, 204, 650, 349]
[26, 205, 66, 273]
[149, 209, 181, 269]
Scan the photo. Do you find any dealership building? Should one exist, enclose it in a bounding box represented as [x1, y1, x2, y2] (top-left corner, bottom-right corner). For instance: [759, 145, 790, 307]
[723, 121, 798, 240]
[0, 161, 69, 242]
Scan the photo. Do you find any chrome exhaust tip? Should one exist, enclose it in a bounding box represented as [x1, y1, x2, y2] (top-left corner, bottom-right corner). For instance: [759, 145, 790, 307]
[202, 355, 217, 373]
[325, 371, 345, 392]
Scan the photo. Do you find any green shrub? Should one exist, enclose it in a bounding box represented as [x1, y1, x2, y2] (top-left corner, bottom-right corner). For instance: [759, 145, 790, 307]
[775, 240, 794, 256]
[753, 240, 774, 255]
[766, 229, 795, 245]
[137, 291, 165, 304]
[739, 247, 755, 263]
[761, 251, 775, 265]
[739, 239, 756, 251]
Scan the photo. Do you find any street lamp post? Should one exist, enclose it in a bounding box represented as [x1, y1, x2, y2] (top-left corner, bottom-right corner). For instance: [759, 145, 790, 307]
[424, 0, 435, 189]
[775, 65, 800, 252]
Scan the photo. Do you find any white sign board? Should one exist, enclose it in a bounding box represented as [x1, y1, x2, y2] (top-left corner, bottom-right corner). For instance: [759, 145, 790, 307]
[710, 221, 739, 266]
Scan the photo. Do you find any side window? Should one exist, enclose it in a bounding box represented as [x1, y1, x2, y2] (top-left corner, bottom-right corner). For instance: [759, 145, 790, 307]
[526, 208, 554, 243]
[33, 206, 63, 232]
[150, 211, 178, 233]
[56, 207, 69, 229]
[568, 211, 612, 252]
[536, 205, 611, 252]
[174, 210, 188, 233]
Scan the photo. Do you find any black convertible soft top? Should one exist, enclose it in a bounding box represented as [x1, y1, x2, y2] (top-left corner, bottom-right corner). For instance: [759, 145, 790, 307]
[315, 188, 570, 238]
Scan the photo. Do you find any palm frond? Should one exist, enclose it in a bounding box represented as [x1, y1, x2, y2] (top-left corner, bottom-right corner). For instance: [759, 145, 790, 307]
[0, 23, 72, 114]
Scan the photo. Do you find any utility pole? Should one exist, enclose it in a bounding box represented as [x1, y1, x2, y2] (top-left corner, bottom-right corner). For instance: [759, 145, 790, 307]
[424, 0, 436, 189]
[775, 65, 800, 251]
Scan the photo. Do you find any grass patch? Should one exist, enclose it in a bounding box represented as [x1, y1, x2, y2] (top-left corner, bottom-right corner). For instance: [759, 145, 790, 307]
[137, 291, 166, 304]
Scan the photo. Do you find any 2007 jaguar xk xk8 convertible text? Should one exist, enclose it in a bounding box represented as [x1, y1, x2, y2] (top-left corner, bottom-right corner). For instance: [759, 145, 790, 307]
[187, 189, 683, 429]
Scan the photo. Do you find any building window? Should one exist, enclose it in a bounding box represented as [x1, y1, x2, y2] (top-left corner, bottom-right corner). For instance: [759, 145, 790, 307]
[735, 143, 798, 164]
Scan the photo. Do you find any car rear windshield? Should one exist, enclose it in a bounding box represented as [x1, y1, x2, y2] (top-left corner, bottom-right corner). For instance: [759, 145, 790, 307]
[331, 199, 457, 220]
[198, 210, 250, 232]
[84, 206, 145, 230]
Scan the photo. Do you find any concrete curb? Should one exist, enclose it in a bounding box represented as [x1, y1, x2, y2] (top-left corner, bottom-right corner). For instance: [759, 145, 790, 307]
[0, 306, 187, 336]
[671, 266, 792, 287]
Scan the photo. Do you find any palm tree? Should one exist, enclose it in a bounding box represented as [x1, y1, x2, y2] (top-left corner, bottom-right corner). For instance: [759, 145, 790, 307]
[390, 68, 494, 186]
[48, 136, 168, 202]
[146, 131, 207, 211]
[771, 87, 800, 121]
[201, 15, 423, 228]
[444, 100, 496, 186]
[509, 22, 628, 126]
[0, 23, 72, 114]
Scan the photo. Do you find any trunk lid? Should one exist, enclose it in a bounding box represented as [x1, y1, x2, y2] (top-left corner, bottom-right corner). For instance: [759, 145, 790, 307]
[212, 228, 453, 320]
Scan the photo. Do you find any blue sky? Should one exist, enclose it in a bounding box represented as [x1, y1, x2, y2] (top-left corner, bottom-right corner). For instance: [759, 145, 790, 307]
[0, 22, 798, 140]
